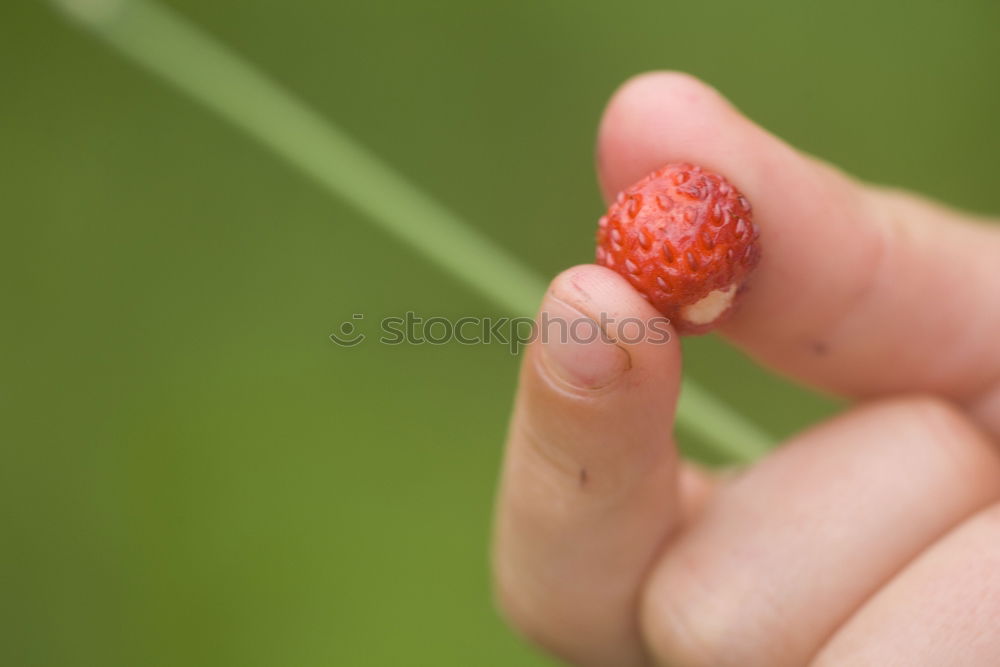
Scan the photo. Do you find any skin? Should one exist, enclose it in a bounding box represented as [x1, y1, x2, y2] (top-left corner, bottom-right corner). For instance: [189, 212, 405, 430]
[492, 72, 1000, 666]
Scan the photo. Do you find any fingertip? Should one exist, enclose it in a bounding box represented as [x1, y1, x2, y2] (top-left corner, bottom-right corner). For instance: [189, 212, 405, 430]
[601, 71, 731, 131]
[547, 263, 674, 329]
[530, 264, 681, 414]
[597, 71, 737, 200]
[535, 287, 632, 392]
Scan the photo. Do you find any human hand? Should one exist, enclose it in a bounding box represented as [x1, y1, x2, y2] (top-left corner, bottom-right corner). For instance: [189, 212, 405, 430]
[492, 72, 1000, 666]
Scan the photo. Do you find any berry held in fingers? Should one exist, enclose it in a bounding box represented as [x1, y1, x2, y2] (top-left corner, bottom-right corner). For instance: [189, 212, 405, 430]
[595, 163, 761, 334]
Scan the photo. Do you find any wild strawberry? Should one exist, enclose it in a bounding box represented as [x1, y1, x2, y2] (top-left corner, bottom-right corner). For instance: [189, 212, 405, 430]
[595, 163, 761, 334]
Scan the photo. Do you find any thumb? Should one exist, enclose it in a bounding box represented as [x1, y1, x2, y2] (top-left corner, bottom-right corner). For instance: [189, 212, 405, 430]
[493, 264, 688, 667]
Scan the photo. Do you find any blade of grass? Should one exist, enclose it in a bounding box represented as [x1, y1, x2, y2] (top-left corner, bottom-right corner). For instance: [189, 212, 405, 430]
[52, 0, 773, 463]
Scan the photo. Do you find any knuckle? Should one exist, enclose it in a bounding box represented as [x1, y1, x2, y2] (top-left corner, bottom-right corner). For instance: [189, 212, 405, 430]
[492, 562, 593, 665]
[820, 193, 895, 338]
[512, 415, 654, 508]
[891, 395, 1000, 484]
[641, 560, 738, 667]
[492, 567, 540, 645]
[491, 504, 575, 660]
[906, 395, 992, 453]
[515, 417, 581, 488]
[977, 500, 1000, 527]
[905, 395, 970, 437]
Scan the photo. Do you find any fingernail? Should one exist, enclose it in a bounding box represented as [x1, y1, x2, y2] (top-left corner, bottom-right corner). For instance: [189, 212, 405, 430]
[538, 295, 630, 390]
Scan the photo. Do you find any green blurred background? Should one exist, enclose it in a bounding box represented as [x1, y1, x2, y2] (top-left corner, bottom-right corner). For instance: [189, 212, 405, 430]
[2, 0, 998, 664]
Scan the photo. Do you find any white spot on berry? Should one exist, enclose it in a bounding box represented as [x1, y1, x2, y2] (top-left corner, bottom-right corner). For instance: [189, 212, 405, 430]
[680, 284, 737, 327]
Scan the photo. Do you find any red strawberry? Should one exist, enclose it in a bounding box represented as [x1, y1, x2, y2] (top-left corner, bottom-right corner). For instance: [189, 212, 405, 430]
[595, 163, 761, 335]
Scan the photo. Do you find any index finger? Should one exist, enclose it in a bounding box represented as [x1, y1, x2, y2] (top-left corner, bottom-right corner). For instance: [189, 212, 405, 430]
[596, 72, 1000, 418]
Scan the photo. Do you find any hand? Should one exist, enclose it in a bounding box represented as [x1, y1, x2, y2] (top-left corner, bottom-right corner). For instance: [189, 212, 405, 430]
[492, 72, 1000, 666]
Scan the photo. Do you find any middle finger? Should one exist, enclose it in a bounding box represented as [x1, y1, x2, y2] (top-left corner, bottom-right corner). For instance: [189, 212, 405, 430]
[640, 397, 1000, 667]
